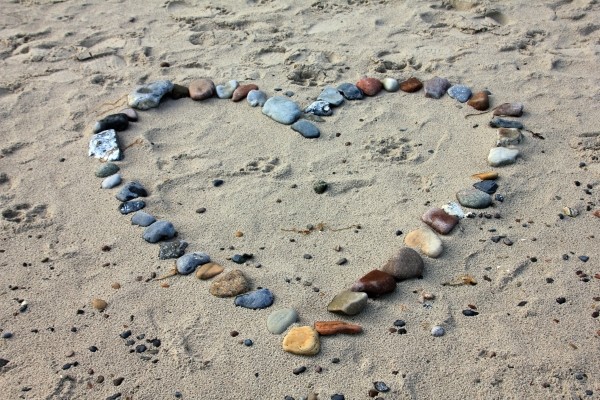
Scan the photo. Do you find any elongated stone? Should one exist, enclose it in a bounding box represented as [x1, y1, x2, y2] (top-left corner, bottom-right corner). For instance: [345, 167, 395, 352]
[93, 114, 129, 134]
[131, 211, 156, 227]
[471, 171, 498, 180]
[497, 128, 523, 147]
[102, 173, 122, 189]
[267, 308, 298, 334]
[291, 120, 320, 139]
[176, 252, 210, 275]
[456, 188, 492, 209]
[405, 227, 443, 258]
[234, 288, 274, 309]
[128, 80, 174, 110]
[232, 84, 258, 102]
[493, 102, 523, 117]
[314, 321, 362, 335]
[89, 129, 121, 161]
[422, 207, 459, 234]
[327, 290, 368, 315]
[305, 101, 333, 116]
[489, 118, 524, 129]
[95, 163, 120, 178]
[399, 77, 423, 93]
[282, 326, 320, 356]
[195, 262, 224, 279]
[350, 269, 396, 297]
[119, 200, 145, 215]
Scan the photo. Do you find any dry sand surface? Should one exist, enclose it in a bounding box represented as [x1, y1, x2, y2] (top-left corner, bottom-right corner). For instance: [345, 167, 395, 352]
[1, 0, 599, 399]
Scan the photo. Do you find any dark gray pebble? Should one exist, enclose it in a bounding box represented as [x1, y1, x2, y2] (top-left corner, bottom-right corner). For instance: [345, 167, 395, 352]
[89, 346, 98, 352]
[159, 240, 188, 259]
[495, 194, 505, 202]
[135, 344, 147, 353]
[232, 254, 248, 264]
[336, 258, 347, 265]
[62, 363, 72, 370]
[373, 381, 390, 392]
[317, 86, 344, 106]
[473, 180, 498, 194]
[119, 200, 145, 215]
[291, 120, 320, 139]
[393, 320, 406, 327]
[95, 163, 120, 178]
[0, 358, 9, 368]
[2, 332, 13, 339]
[131, 211, 156, 227]
[151, 338, 161, 347]
[331, 394, 345, 400]
[213, 179, 224, 187]
[337, 83, 363, 100]
[234, 288, 274, 309]
[120, 330, 132, 339]
[93, 113, 129, 134]
[293, 366, 307, 375]
[462, 309, 479, 317]
[556, 297, 566, 304]
[489, 118, 524, 129]
[106, 393, 122, 400]
[579, 255, 589, 262]
[244, 339, 253, 346]
[116, 181, 148, 202]
[143, 221, 176, 243]
[113, 377, 124, 386]
[313, 180, 328, 194]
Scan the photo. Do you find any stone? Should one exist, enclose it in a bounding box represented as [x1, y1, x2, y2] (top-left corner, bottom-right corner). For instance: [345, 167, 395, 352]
[424, 76, 451, 99]
[189, 78, 215, 100]
[120, 108, 138, 121]
[317, 86, 344, 106]
[95, 163, 120, 178]
[232, 84, 259, 102]
[314, 321, 362, 335]
[158, 240, 188, 259]
[313, 180, 328, 194]
[267, 308, 298, 334]
[216, 80, 239, 99]
[101, 174, 122, 189]
[399, 77, 423, 93]
[442, 202, 467, 219]
[116, 181, 148, 202]
[234, 288, 274, 309]
[405, 227, 443, 258]
[447, 85, 472, 103]
[471, 171, 498, 180]
[282, 326, 320, 356]
[382, 77, 400, 92]
[176, 252, 210, 275]
[421, 207, 459, 235]
[247, 90, 268, 107]
[337, 83, 363, 100]
[431, 325, 445, 337]
[262, 96, 302, 125]
[128, 80, 174, 110]
[456, 188, 493, 209]
[93, 114, 129, 134]
[381, 247, 424, 281]
[356, 77, 383, 96]
[493, 102, 524, 117]
[373, 382, 390, 393]
[119, 200, 145, 215]
[209, 269, 248, 297]
[131, 211, 156, 227]
[92, 298, 107, 310]
[0, 358, 9, 368]
[291, 120, 320, 139]
[467, 91, 490, 111]
[327, 290, 368, 315]
[305, 101, 333, 116]
[497, 128, 523, 147]
[488, 147, 519, 167]
[169, 84, 190, 99]
[89, 129, 121, 161]
[195, 262, 224, 279]
[143, 221, 176, 243]
[350, 269, 396, 297]
[489, 118, 524, 129]
[473, 180, 498, 194]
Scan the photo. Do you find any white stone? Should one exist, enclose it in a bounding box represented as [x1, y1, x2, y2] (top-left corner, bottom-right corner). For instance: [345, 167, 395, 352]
[382, 77, 399, 92]
[89, 129, 121, 161]
[488, 147, 519, 167]
[442, 202, 466, 219]
[101, 173, 122, 189]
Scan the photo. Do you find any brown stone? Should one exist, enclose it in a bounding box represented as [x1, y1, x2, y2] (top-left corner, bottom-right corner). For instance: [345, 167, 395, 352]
[350, 269, 396, 298]
[209, 269, 248, 297]
[399, 77, 423, 93]
[91, 298, 107, 311]
[189, 79, 215, 101]
[381, 247, 424, 281]
[467, 91, 489, 111]
[314, 321, 363, 335]
[232, 84, 259, 102]
[169, 84, 190, 99]
[196, 262, 225, 280]
[422, 207, 459, 235]
[471, 171, 498, 180]
[356, 77, 383, 96]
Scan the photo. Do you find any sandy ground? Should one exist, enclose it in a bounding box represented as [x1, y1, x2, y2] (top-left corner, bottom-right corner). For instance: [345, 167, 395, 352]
[0, 0, 599, 399]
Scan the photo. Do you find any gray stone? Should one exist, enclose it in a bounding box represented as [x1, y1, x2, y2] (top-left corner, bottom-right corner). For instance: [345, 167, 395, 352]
[143, 221, 176, 243]
[447, 85, 472, 103]
[101, 173, 122, 189]
[305, 101, 332, 116]
[176, 252, 210, 275]
[96, 163, 120, 178]
[158, 240, 188, 259]
[234, 288, 274, 309]
[489, 118, 524, 129]
[216, 80, 239, 99]
[424, 77, 451, 99]
[317, 86, 344, 106]
[267, 308, 298, 334]
[381, 247, 424, 281]
[456, 188, 493, 209]
[89, 129, 121, 161]
[291, 120, 320, 139]
[128, 80, 174, 110]
[431, 325, 445, 337]
[247, 89, 268, 107]
[116, 181, 148, 202]
[131, 211, 156, 227]
[497, 128, 523, 147]
[382, 77, 400, 92]
[488, 147, 519, 167]
[337, 83, 363, 100]
[119, 200, 145, 214]
[327, 290, 368, 316]
[262, 96, 302, 125]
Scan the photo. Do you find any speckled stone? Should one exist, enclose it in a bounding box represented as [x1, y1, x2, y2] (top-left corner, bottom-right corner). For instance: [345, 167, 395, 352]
[89, 129, 121, 161]
[447, 85, 472, 103]
[101, 173, 122, 189]
[381, 247, 424, 281]
[209, 269, 248, 297]
[305, 101, 333, 116]
[421, 207, 459, 234]
[282, 326, 320, 356]
[158, 239, 187, 259]
[456, 188, 493, 209]
[327, 290, 368, 316]
[267, 308, 298, 334]
[119, 200, 145, 215]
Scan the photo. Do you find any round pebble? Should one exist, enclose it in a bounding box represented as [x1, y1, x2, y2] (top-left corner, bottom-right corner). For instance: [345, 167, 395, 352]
[234, 288, 274, 309]
[291, 120, 320, 139]
[243, 339, 253, 346]
[143, 220, 176, 243]
[431, 325, 445, 337]
[456, 188, 492, 209]
[262, 96, 302, 125]
[267, 308, 298, 334]
[382, 77, 399, 92]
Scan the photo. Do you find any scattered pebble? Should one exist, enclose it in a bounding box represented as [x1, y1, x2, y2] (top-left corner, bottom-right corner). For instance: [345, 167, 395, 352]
[373, 381, 390, 392]
[143, 221, 176, 243]
[209, 269, 248, 297]
[431, 325, 445, 337]
[314, 321, 362, 335]
[350, 269, 396, 297]
[447, 84, 472, 102]
[91, 298, 107, 311]
[381, 247, 424, 281]
[195, 262, 225, 280]
[462, 309, 479, 317]
[473, 180, 498, 195]
[313, 180, 328, 194]
[456, 188, 493, 209]
[489, 118, 524, 130]
[293, 366, 307, 375]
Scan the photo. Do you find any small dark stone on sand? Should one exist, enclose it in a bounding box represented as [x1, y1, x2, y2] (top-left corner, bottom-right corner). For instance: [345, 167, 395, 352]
[120, 330, 132, 339]
[393, 320, 406, 327]
[331, 394, 345, 400]
[397, 328, 407, 334]
[106, 393, 121, 400]
[196, 207, 206, 214]
[313, 180, 328, 194]
[373, 381, 390, 392]
[213, 179, 224, 187]
[0, 359, 9, 368]
[62, 363, 72, 370]
[331, 357, 340, 364]
[562, 254, 569, 260]
[135, 344, 147, 353]
[395, 230, 403, 236]
[151, 338, 161, 347]
[579, 255, 589, 262]
[232, 254, 248, 264]
[517, 301, 528, 307]
[113, 377, 124, 386]
[293, 366, 307, 375]
[336, 258, 347, 265]
[556, 297, 566, 304]
[244, 339, 253, 346]
[230, 331, 239, 337]
[303, 254, 312, 260]
[89, 346, 98, 352]
[462, 309, 479, 317]
[546, 278, 554, 283]
[473, 180, 498, 194]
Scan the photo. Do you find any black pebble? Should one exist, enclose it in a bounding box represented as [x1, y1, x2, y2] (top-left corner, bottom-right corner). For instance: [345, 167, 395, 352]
[151, 338, 161, 347]
[93, 113, 129, 133]
[303, 254, 312, 260]
[62, 363, 72, 370]
[331, 357, 340, 364]
[0, 359, 9, 368]
[212, 179, 224, 187]
[89, 346, 98, 352]
[126, 339, 135, 346]
[395, 230, 403, 236]
[292, 366, 307, 375]
[243, 339, 253, 346]
[546, 278, 554, 284]
[393, 320, 406, 327]
[397, 328, 407, 335]
[562, 254, 569, 260]
[579, 255, 589, 262]
[113, 377, 125, 386]
[517, 301, 528, 307]
[473, 180, 498, 194]
[106, 393, 122, 400]
[135, 344, 147, 353]
[494, 194, 504, 202]
[556, 297, 566, 304]
[232, 254, 247, 264]
[331, 394, 345, 400]
[120, 330, 132, 339]
[462, 309, 479, 317]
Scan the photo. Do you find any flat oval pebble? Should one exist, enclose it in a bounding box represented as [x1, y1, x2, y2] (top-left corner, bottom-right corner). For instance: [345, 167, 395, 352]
[327, 290, 368, 316]
[95, 163, 120, 178]
[101, 173, 122, 189]
[381, 247, 424, 281]
[93, 113, 129, 134]
[356, 77, 383, 96]
[488, 147, 519, 167]
[246, 89, 268, 107]
[382, 77, 399, 92]
[424, 76, 451, 99]
[128, 80, 174, 110]
[350, 269, 396, 297]
[337, 83, 363, 100]
[131, 211, 156, 227]
[120, 108, 138, 121]
[232, 84, 259, 102]
[473, 180, 498, 194]
[489, 118, 524, 129]
[493, 102, 523, 117]
[399, 77, 423, 93]
[195, 262, 224, 280]
[314, 321, 362, 335]
[305, 101, 332, 116]
[158, 239, 187, 258]
[170, 84, 190, 99]
[176, 252, 210, 275]
[89, 129, 121, 161]
[189, 78, 215, 101]
[317, 86, 344, 106]
[119, 200, 145, 215]
[116, 181, 148, 202]
[216, 80, 238, 99]
[92, 298, 107, 310]
[142, 220, 176, 243]
[282, 326, 320, 356]
[497, 128, 523, 147]
[431, 325, 445, 337]
[291, 120, 320, 139]
[373, 382, 390, 392]
[262, 96, 302, 125]
[209, 269, 248, 297]
[447, 84, 472, 103]
[404, 227, 443, 258]
[456, 188, 492, 209]
[421, 207, 459, 235]
[267, 308, 299, 334]
[467, 91, 490, 111]
[234, 288, 274, 309]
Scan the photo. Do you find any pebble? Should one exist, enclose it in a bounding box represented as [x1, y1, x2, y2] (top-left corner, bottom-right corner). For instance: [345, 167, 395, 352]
[327, 290, 368, 315]
[493, 102, 524, 117]
[495, 193, 505, 202]
[447, 85, 472, 103]
[293, 366, 307, 375]
[305, 101, 333, 116]
[497, 128, 523, 147]
[404, 227, 443, 258]
[381, 247, 424, 281]
[399, 77, 423, 93]
[113, 377, 124, 386]
[472, 171, 498, 180]
[128, 80, 174, 110]
[243, 339, 253, 346]
[262, 96, 302, 125]
[314, 321, 363, 335]
[441, 201, 467, 218]
[2, 332, 13, 339]
[267, 308, 298, 334]
[176, 252, 210, 275]
[120, 108, 138, 121]
[317, 86, 344, 106]
[89, 129, 121, 161]
[489, 118, 524, 129]
[247, 90, 268, 107]
[102, 173, 122, 189]
[456, 188, 493, 209]
[579, 255, 589, 262]
[336, 257, 348, 265]
[0, 359, 9, 367]
[209, 269, 248, 297]
[195, 262, 225, 279]
[313, 180, 328, 194]
[467, 91, 490, 111]
[488, 147, 519, 167]
[473, 180, 498, 194]
[331, 395, 345, 400]
[462, 309, 479, 317]
[431, 325, 445, 337]
[131, 211, 156, 227]
[282, 326, 320, 356]
[232, 254, 250, 264]
[170, 84, 190, 99]
[216, 80, 239, 99]
[116, 181, 148, 202]
[119, 200, 145, 214]
[93, 113, 129, 134]
[351, 269, 396, 297]
[189, 79, 215, 101]
[142, 220, 176, 243]
[291, 120, 320, 139]
[373, 382, 390, 392]
[234, 288, 274, 309]
[356, 77, 383, 96]
[92, 298, 107, 311]
[232, 84, 259, 102]
[382, 77, 399, 92]
[424, 76, 451, 99]
[95, 163, 120, 178]
[422, 207, 459, 234]
[337, 83, 363, 100]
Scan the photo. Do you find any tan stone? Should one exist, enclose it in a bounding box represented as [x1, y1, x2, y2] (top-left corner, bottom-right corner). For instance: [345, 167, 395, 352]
[196, 262, 225, 280]
[91, 298, 107, 311]
[282, 326, 320, 356]
[209, 269, 248, 297]
[405, 227, 443, 258]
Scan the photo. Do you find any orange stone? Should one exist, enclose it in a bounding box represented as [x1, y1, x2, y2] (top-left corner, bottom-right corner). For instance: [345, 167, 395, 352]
[314, 321, 363, 335]
[350, 269, 396, 297]
[399, 77, 423, 93]
[232, 84, 259, 102]
[467, 91, 489, 111]
[356, 77, 383, 96]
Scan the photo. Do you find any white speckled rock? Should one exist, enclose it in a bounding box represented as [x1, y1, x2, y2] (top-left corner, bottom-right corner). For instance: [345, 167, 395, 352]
[89, 129, 121, 161]
[488, 147, 519, 167]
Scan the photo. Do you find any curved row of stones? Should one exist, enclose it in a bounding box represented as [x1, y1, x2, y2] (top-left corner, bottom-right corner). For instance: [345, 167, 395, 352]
[88, 76, 526, 361]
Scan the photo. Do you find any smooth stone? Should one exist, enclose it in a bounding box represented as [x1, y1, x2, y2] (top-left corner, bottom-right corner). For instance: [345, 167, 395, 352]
[234, 288, 274, 309]
[115, 181, 148, 202]
[127, 80, 174, 110]
[317, 86, 344, 106]
[381, 247, 424, 281]
[350, 269, 396, 297]
[447, 84, 472, 103]
[442, 201, 467, 219]
[232, 84, 259, 102]
[247, 90, 268, 107]
[291, 120, 320, 139]
[305, 101, 332, 116]
[262, 96, 302, 125]
[431, 325, 446, 337]
[314, 321, 362, 335]
[313, 180, 328, 194]
[89, 129, 121, 161]
[118, 200, 145, 215]
[404, 227, 443, 258]
[216, 80, 239, 99]
[471, 171, 498, 180]
[169, 84, 190, 99]
[467, 91, 490, 110]
[337, 83, 363, 100]
[497, 128, 523, 147]
[158, 239, 188, 259]
[101, 173, 122, 189]
[488, 147, 519, 167]
[282, 326, 320, 356]
[489, 118, 524, 129]
[493, 102, 523, 117]
[424, 76, 451, 99]
[473, 180, 498, 195]
[95, 163, 120, 178]
[382, 77, 399, 92]
[209, 269, 248, 297]
[131, 211, 156, 227]
[356, 77, 383, 96]
[421, 207, 459, 235]
[189, 79, 215, 101]
[456, 188, 493, 209]
[120, 108, 138, 121]
[93, 113, 129, 134]
[92, 298, 107, 310]
[142, 220, 176, 243]
[267, 308, 298, 334]
[195, 262, 224, 279]
[327, 290, 368, 316]
[176, 252, 210, 275]
[399, 77, 423, 93]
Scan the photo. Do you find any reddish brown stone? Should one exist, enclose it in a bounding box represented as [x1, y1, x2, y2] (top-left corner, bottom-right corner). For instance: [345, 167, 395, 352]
[399, 77, 423, 93]
[356, 77, 383, 96]
[350, 269, 396, 298]
[467, 91, 489, 111]
[421, 207, 459, 235]
[232, 84, 259, 102]
[189, 79, 215, 101]
[314, 321, 363, 335]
